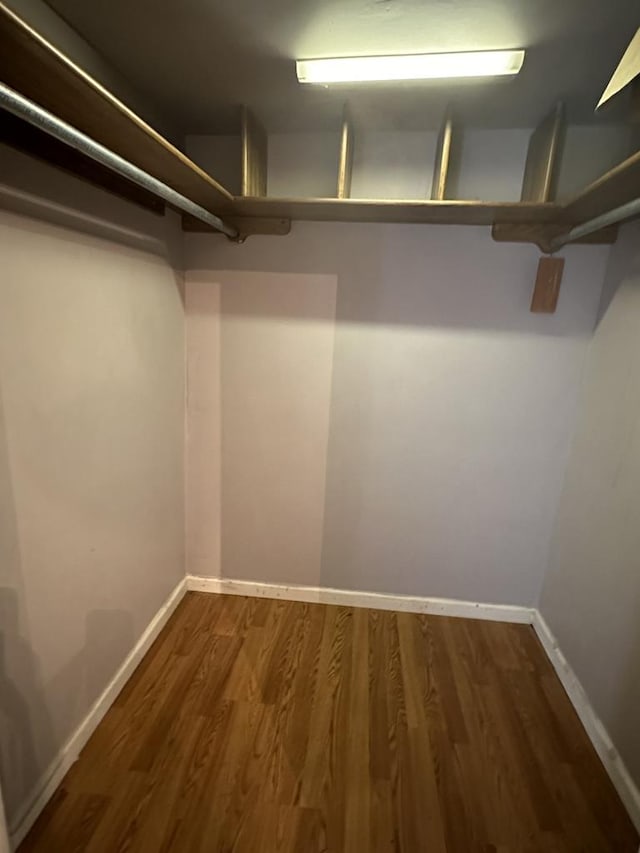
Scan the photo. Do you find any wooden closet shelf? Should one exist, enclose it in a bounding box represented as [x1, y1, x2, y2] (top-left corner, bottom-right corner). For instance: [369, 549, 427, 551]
[562, 149, 640, 224]
[229, 197, 561, 226]
[0, 0, 638, 238]
[0, 1, 234, 214]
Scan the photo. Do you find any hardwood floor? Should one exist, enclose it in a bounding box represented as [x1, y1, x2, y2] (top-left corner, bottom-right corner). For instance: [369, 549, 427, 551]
[19, 592, 639, 852]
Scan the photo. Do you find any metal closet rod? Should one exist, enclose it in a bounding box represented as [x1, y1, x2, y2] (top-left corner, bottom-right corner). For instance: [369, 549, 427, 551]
[549, 196, 640, 253]
[0, 82, 238, 240]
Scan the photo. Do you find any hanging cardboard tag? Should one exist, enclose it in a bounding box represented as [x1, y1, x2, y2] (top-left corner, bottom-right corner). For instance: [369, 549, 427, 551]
[597, 28, 640, 109]
[530, 256, 564, 313]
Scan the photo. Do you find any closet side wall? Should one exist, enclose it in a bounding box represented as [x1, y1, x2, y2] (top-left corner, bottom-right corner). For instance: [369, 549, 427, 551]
[540, 222, 640, 791]
[0, 147, 185, 830]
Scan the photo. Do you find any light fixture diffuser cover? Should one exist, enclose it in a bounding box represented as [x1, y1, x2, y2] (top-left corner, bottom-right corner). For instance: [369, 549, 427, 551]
[296, 50, 525, 84]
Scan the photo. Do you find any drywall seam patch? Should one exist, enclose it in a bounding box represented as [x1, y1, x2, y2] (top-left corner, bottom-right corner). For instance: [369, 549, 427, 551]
[532, 611, 640, 833]
[9, 576, 188, 850]
[186, 575, 535, 623]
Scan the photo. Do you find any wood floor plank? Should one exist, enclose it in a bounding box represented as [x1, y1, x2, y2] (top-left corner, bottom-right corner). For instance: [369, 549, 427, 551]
[320, 605, 354, 853]
[129, 632, 212, 773]
[222, 598, 289, 704]
[257, 604, 312, 806]
[396, 612, 448, 852]
[196, 701, 275, 852]
[506, 668, 612, 852]
[426, 617, 492, 849]
[158, 703, 239, 851]
[446, 616, 547, 846]
[169, 699, 235, 821]
[344, 608, 371, 852]
[421, 615, 469, 745]
[381, 610, 410, 853]
[197, 633, 245, 715]
[482, 625, 563, 833]
[18, 594, 639, 853]
[368, 609, 391, 783]
[18, 790, 109, 853]
[211, 593, 250, 636]
[298, 603, 341, 809]
[415, 616, 486, 850]
[286, 603, 326, 803]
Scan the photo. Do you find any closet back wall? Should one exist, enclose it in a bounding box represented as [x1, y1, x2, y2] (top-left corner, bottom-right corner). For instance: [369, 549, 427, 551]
[186, 222, 609, 605]
[0, 147, 185, 831]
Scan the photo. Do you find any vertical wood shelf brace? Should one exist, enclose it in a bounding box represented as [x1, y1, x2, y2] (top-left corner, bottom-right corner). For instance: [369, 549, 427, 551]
[241, 105, 268, 197]
[337, 105, 354, 199]
[521, 102, 566, 203]
[431, 108, 455, 200]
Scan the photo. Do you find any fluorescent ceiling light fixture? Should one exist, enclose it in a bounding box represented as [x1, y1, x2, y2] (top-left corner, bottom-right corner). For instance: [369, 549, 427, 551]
[296, 49, 525, 84]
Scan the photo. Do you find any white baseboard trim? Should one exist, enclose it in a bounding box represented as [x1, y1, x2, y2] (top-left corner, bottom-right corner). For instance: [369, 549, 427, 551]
[532, 611, 640, 834]
[9, 577, 188, 851]
[186, 574, 535, 623]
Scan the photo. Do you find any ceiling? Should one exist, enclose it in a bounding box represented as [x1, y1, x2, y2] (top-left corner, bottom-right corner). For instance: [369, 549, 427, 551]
[45, 0, 638, 134]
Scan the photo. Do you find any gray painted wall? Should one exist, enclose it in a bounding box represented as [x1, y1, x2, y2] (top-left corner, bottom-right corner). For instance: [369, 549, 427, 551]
[186, 221, 609, 605]
[540, 221, 640, 789]
[0, 148, 185, 830]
